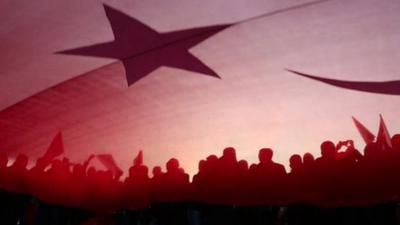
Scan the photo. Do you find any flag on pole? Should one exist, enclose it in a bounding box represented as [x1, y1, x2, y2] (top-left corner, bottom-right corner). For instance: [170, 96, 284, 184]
[133, 150, 143, 166]
[43, 132, 64, 160]
[376, 114, 392, 149]
[96, 154, 123, 177]
[352, 116, 375, 144]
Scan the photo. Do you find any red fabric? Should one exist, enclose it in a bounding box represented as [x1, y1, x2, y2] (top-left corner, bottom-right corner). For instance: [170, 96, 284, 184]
[96, 154, 123, 176]
[377, 115, 392, 148]
[133, 150, 143, 166]
[352, 117, 375, 144]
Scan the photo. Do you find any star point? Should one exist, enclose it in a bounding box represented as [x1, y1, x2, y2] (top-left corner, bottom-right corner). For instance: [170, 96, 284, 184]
[58, 4, 230, 86]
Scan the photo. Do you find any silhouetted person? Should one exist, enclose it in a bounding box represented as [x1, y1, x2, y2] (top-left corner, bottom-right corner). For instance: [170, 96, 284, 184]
[67, 155, 94, 208]
[2, 131, 400, 221]
[289, 154, 302, 174]
[124, 152, 150, 209]
[314, 141, 341, 205]
[318, 141, 337, 161]
[334, 140, 363, 204]
[212, 148, 242, 204]
[0, 153, 8, 168]
[237, 159, 250, 204]
[357, 142, 394, 204]
[303, 153, 315, 167]
[392, 134, 400, 152]
[7, 154, 29, 194]
[0, 153, 8, 189]
[287, 154, 304, 204]
[150, 166, 164, 204]
[249, 148, 286, 204]
[2, 154, 32, 225]
[192, 155, 220, 203]
[161, 158, 190, 202]
[220, 147, 238, 166]
[150, 159, 190, 225]
[336, 140, 362, 163]
[296, 152, 318, 204]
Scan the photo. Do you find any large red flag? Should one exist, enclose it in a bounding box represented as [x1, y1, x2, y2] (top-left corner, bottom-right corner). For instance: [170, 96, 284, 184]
[352, 116, 375, 144]
[1, 0, 400, 174]
[43, 132, 64, 160]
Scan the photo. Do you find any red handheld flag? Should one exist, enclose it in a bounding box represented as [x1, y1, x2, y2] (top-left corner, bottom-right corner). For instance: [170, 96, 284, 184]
[43, 132, 64, 160]
[352, 116, 375, 144]
[96, 154, 123, 177]
[377, 114, 392, 149]
[133, 150, 143, 166]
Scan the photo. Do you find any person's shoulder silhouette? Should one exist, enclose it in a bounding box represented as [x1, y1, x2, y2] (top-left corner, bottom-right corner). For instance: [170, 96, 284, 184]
[11, 154, 28, 170]
[152, 166, 163, 179]
[364, 142, 381, 160]
[0, 153, 8, 169]
[260, 148, 286, 175]
[391, 134, 400, 152]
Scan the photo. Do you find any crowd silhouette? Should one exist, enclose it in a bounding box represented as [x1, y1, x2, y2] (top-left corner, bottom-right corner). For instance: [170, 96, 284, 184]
[1, 120, 400, 224]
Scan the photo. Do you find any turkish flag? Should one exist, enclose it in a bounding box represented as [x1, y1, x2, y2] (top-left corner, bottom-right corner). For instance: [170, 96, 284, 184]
[0, 0, 400, 175]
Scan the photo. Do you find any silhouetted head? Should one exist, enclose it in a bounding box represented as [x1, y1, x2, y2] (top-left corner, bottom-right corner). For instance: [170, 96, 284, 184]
[238, 160, 248, 171]
[222, 147, 237, 162]
[290, 154, 302, 171]
[320, 141, 337, 159]
[14, 154, 28, 168]
[259, 148, 273, 163]
[35, 157, 48, 169]
[62, 157, 70, 166]
[364, 143, 380, 159]
[72, 164, 85, 176]
[166, 158, 179, 172]
[137, 165, 149, 177]
[87, 167, 96, 177]
[392, 134, 400, 150]
[0, 153, 8, 168]
[198, 160, 206, 172]
[206, 155, 218, 163]
[303, 152, 315, 166]
[152, 166, 162, 177]
[50, 159, 63, 170]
